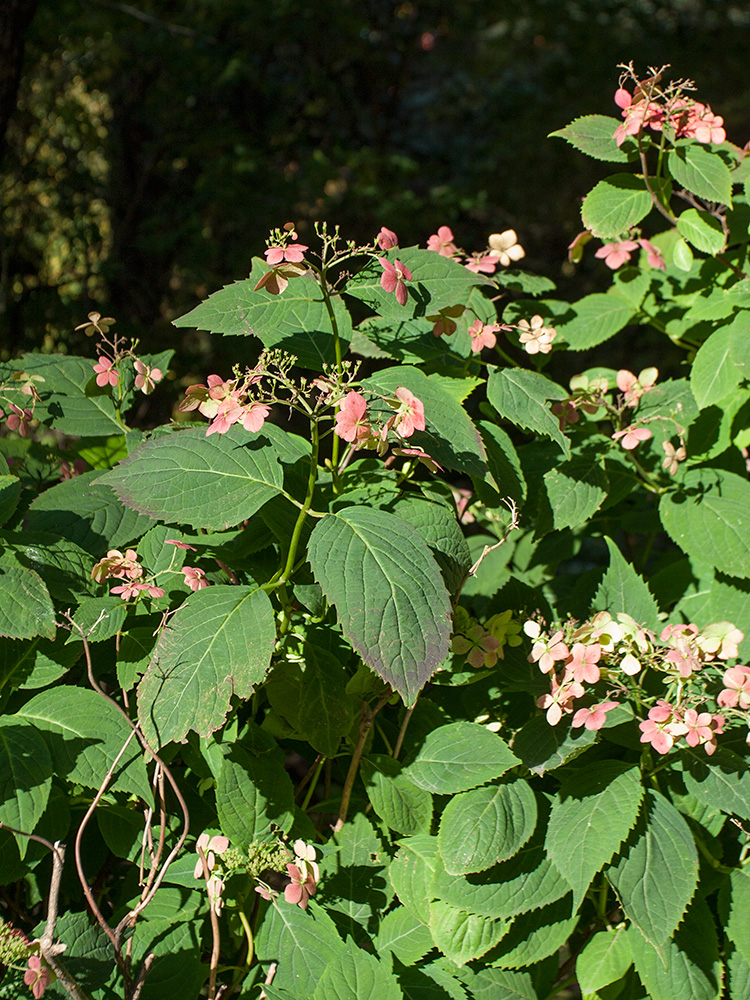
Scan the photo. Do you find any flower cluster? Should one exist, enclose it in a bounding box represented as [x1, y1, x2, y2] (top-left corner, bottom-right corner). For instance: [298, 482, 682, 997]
[613, 76, 726, 147]
[424, 225, 525, 276]
[334, 386, 426, 452]
[255, 223, 309, 295]
[595, 238, 665, 271]
[91, 548, 165, 601]
[79, 312, 164, 397]
[180, 370, 270, 437]
[525, 612, 746, 755]
[193, 832, 230, 915]
[255, 839, 320, 911]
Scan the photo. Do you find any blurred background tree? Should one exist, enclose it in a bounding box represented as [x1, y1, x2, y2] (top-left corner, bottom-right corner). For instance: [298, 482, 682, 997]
[1, 0, 749, 381]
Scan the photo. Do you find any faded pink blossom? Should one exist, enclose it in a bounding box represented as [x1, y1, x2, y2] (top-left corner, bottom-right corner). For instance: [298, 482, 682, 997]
[612, 424, 652, 450]
[92, 548, 142, 583]
[385, 446, 442, 474]
[616, 367, 658, 406]
[111, 581, 165, 601]
[691, 106, 726, 144]
[379, 258, 412, 306]
[134, 359, 164, 395]
[683, 709, 715, 749]
[453, 624, 502, 669]
[166, 540, 198, 551]
[24, 955, 51, 999]
[183, 566, 209, 592]
[488, 230, 525, 266]
[253, 260, 307, 295]
[718, 665, 750, 710]
[695, 622, 744, 660]
[265, 243, 308, 265]
[284, 840, 319, 909]
[468, 319, 501, 353]
[427, 226, 458, 257]
[376, 227, 399, 250]
[638, 700, 687, 754]
[537, 672, 585, 726]
[392, 386, 425, 438]
[464, 253, 497, 274]
[572, 701, 620, 731]
[5, 403, 34, 437]
[551, 399, 580, 430]
[527, 628, 569, 675]
[638, 238, 666, 270]
[60, 459, 87, 480]
[595, 240, 639, 270]
[335, 391, 372, 444]
[93, 356, 119, 388]
[194, 832, 230, 879]
[662, 440, 687, 476]
[240, 402, 270, 433]
[566, 642, 602, 685]
[517, 315, 556, 355]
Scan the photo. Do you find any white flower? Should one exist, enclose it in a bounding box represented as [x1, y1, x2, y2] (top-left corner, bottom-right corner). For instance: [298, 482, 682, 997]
[488, 229, 526, 266]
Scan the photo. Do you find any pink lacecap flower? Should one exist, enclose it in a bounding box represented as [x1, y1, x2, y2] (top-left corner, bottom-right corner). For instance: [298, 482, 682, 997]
[91, 548, 142, 583]
[683, 708, 717, 753]
[183, 566, 209, 592]
[464, 254, 497, 274]
[393, 386, 425, 438]
[134, 359, 164, 394]
[194, 832, 229, 879]
[638, 238, 666, 270]
[379, 258, 413, 306]
[376, 227, 399, 250]
[335, 391, 372, 444]
[468, 319, 501, 353]
[283, 840, 319, 909]
[166, 539, 198, 551]
[537, 672, 585, 726]
[617, 367, 658, 407]
[572, 701, 620, 731]
[638, 700, 687, 754]
[612, 424, 652, 450]
[24, 955, 51, 999]
[5, 403, 34, 437]
[718, 665, 750, 710]
[528, 630, 569, 674]
[93, 356, 119, 387]
[566, 642, 602, 685]
[265, 243, 308, 266]
[206, 400, 270, 437]
[595, 240, 639, 270]
[111, 581, 165, 601]
[426, 226, 458, 257]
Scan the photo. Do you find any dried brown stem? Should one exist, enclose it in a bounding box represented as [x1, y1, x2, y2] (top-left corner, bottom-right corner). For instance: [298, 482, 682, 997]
[334, 689, 391, 831]
[198, 846, 222, 1000]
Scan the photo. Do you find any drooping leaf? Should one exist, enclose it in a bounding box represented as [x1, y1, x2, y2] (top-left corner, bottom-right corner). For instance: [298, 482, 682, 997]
[545, 761, 644, 903]
[660, 468, 750, 579]
[606, 789, 699, 945]
[0, 567, 55, 640]
[668, 143, 733, 206]
[549, 115, 633, 162]
[173, 263, 352, 369]
[543, 456, 608, 531]
[576, 927, 633, 995]
[404, 722, 518, 794]
[215, 743, 294, 842]
[592, 537, 661, 630]
[555, 293, 634, 351]
[18, 688, 152, 800]
[487, 368, 569, 458]
[437, 779, 536, 875]
[477, 422, 527, 506]
[137, 585, 276, 746]
[102, 426, 284, 531]
[724, 868, 750, 968]
[690, 317, 750, 410]
[389, 835, 440, 924]
[582, 174, 654, 239]
[0, 475, 21, 527]
[307, 506, 452, 705]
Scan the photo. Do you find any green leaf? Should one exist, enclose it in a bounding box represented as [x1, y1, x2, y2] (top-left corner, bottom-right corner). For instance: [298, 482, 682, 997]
[6, 532, 97, 605]
[404, 722, 518, 794]
[690, 318, 750, 409]
[0, 718, 52, 851]
[725, 868, 750, 968]
[25, 471, 155, 554]
[676, 208, 726, 255]
[374, 906, 435, 966]
[543, 457, 608, 531]
[307, 506, 452, 706]
[361, 366, 488, 477]
[361, 754, 433, 836]
[545, 762, 644, 903]
[137, 585, 276, 746]
[673, 237, 695, 270]
[389, 836, 440, 923]
[490, 894, 578, 968]
[681, 746, 750, 820]
[215, 743, 294, 842]
[0, 634, 77, 696]
[312, 938, 403, 1000]
[576, 927, 633, 995]
[429, 899, 510, 966]
[297, 643, 354, 758]
[438, 779, 536, 875]
[606, 790, 699, 945]
[460, 966, 539, 1000]
[20, 354, 124, 437]
[0, 567, 55, 640]
[18, 688, 152, 799]
[668, 143, 733, 206]
[659, 468, 750, 578]
[582, 174, 654, 239]
[487, 368, 570, 458]
[549, 115, 633, 162]
[555, 293, 634, 351]
[390, 495, 472, 596]
[478, 422, 527, 506]
[628, 896, 721, 1000]
[254, 904, 345, 996]
[346, 247, 490, 318]
[592, 537, 661, 630]
[173, 263, 352, 370]
[511, 716, 598, 775]
[71, 596, 127, 642]
[117, 626, 157, 692]
[0, 475, 21, 527]
[102, 427, 284, 531]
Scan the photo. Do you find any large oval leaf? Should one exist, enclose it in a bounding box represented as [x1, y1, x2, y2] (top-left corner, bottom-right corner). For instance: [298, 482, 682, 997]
[307, 506, 452, 705]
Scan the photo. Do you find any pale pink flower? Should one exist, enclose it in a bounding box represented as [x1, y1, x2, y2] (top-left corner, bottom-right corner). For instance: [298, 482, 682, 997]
[638, 700, 687, 754]
[612, 424, 652, 450]
[253, 260, 307, 295]
[264, 243, 308, 265]
[488, 230, 525, 266]
[110, 581, 148, 600]
[616, 367, 658, 406]
[537, 673, 585, 726]
[379, 258, 412, 306]
[662, 440, 687, 476]
[335, 391, 372, 444]
[683, 709, 715, 749]
[194, 832, 230, 879]
[572, 701, 620, 731]
[376, 227, 399, 250]
[24, 955, 51, 999]
[691, 106, 726, 144]
[464, 254, 497, 274]
[527, 628, 569, 675]
[427, 226, 458, 257]
[92, 548, 142, 583]
[595, 240, 639, 270]
[134, 359, 164, 395]
[695, 622, 744, 660]
[468, 319, 501, 353]
[183, 566, 209, 592]
[517, 315, 556, 355]
[392, 386, 425, 438]
[638, 238, 666, 270]
[566, 642, 602, 685]
[662, 624, 702, 678]
[240, 402, 270, 433]
[93, 356, 119, 387]
[284, 840, 319, 909]
[718, 665, 750, 710]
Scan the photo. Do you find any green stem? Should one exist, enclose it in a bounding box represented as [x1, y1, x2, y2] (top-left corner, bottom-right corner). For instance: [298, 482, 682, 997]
[278, 420, 320, 585]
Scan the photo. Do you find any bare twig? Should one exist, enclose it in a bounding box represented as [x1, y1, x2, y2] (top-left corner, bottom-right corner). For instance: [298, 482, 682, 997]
[392, 703, 416, 761]
[334, 689, 391, 831]
[197, 846, 222, 1000]
[258, 961, 278, 1000]
[467, 498, 520, 579]
[82, 0, 207, 38]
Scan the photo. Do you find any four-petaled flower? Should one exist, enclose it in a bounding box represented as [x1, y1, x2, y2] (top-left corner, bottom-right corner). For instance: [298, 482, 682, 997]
[718, 665, 750, 710]
[638, 238, 666, 270]
[488, 230, 525, 266]
[468, 319, 501, 353]
[391, 386, 425, 438]
[572, 701, 620, 731]
[427, 226, 458, 257]
[379, 258, 413, 306]
[617, 367, 658, 406]
[452, 624, 502, 669]
[4, 403, 34, 437]
[566, 642, 602, 684]
[264, 243, 308, 266]
[612, 424, 652, 450]
[537, 673, 585, 726]
[24, 955, 51, 999]
[183, 566, 209, 591]
[662, 440, 687, 476]
[93, 357, 119, 388]
[464, 253, 497, 274]
[595, 240, 639, 270]
[193, 832, 230, 880]
[638, 700, 687, 755]
[111, 581, 165, 600]
[134, 359, 164, 395]
[376, 227, 399, 250]
[517, 315, 557, 355]
[524, 622, 569, 674]
[284, 840, 320, 910]
[335, 391, 372, 444]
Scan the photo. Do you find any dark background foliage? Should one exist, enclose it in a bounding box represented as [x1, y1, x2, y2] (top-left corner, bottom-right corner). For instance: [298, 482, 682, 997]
[1, 0, 749, 378]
